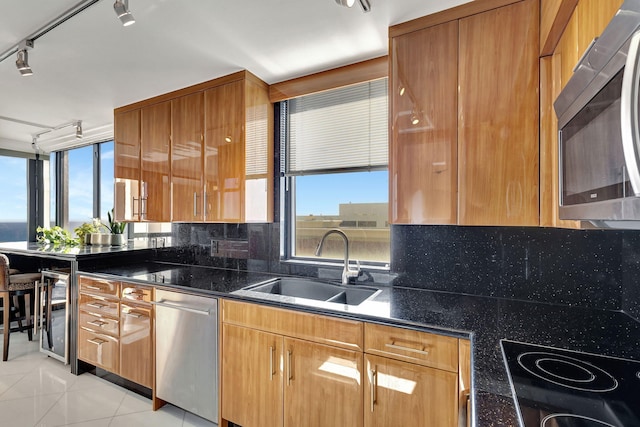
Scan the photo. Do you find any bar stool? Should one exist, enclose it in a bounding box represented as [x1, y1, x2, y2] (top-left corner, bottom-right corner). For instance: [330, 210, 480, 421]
[0, 254, 40, 361]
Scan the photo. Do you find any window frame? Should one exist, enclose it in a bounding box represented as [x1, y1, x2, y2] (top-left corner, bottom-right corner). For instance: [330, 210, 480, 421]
[278, 80, 391, 270]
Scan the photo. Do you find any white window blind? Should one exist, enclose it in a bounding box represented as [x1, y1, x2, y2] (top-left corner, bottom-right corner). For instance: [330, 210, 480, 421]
[287, 78, 388, 174]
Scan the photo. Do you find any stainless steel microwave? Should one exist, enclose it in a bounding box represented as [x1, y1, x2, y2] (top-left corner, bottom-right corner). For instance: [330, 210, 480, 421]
[555, 0, 640, 226]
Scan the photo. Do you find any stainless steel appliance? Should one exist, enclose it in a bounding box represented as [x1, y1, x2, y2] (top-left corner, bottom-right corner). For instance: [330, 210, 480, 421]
[38, 270, 70, 364]
[555, 0, 640, 225]
[152, 289, 218, 423]
[502, 340, 640, 426]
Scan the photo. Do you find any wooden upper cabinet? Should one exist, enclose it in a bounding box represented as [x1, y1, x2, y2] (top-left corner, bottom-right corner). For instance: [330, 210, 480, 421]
[140, 101, 171, 222]
[575, 0, 623, 57]
[114, 109, 141, 222]
[204, 75, 273, 223]
[390, 20, 458, 224]
[171, 92, 204, 222]
[205, 81, 244, 222]
[458, 0, 539, 225]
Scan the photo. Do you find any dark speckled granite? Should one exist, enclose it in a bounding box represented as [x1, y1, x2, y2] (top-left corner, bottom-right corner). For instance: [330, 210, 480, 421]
[82, 263, 640, 427]
[392, 225, 640, 317]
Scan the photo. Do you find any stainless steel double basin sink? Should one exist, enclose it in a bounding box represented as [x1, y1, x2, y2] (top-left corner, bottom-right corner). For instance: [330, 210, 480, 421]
[234, 277, 381, 306]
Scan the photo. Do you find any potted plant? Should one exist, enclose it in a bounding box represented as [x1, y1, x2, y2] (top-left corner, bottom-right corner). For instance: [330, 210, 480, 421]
[36, 226, 79, 247]
[73, 220, 102, 245]
[106, 209, 127, 246]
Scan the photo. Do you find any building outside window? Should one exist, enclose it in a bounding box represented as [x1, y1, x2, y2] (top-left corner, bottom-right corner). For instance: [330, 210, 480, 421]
[282, 78, 389, 266]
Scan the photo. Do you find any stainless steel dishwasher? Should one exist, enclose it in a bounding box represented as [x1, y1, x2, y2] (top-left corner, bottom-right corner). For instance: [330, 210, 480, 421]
[153, 289, 218, 423]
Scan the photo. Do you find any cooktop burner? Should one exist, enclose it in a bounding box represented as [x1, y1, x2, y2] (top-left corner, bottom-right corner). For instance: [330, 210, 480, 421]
[501, 340, 640, 427]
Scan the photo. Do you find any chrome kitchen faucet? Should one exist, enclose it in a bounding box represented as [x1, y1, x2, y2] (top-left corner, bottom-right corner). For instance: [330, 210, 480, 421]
[315, 229, 360, 285]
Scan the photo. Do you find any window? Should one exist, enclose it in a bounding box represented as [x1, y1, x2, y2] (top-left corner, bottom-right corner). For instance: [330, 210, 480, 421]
[282, 79, 389, 265]
[0, 156, 27, 242]
[50, 140, 115, 234]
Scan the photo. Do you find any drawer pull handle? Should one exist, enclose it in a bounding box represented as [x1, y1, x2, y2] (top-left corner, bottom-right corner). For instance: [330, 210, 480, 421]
[124, 312, 144, 318]
[85, 285, 102, 291]
[125, 289, 146, 295]
[87, 338, 106, 346]
[385, 341, 429, 356]
[86, 302, 107, 310]
[87, 320, 107, 328]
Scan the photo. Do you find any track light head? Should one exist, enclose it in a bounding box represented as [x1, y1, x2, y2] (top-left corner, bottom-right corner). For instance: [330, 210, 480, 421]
[76, 121, 83, 139]
[335, 0, 356, 7]
[15, 49, 33, 76]
[114, 0, 135, 26]
[31, 137, 40, 153]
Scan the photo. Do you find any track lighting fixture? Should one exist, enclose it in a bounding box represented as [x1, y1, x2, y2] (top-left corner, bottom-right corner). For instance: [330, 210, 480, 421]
[334, 0, 370, 12]
[76, 120, 83, 139]
[15, 50, 33, 76]
[114, 0, 135, 26]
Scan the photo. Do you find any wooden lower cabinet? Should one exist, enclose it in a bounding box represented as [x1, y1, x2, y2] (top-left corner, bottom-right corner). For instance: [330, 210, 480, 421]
[364, 354, 458, 427]
[77, 276, 153, 390]
[120, 303, 153, 388]
[221, 324, 283, 427]
[284, 337, 363, 427]
[221, 300, 466, 427]
[78, 326, 119, 372]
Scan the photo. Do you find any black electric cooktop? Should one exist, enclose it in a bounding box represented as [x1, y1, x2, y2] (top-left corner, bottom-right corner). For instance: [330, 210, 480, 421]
[501, 340, 640, 427]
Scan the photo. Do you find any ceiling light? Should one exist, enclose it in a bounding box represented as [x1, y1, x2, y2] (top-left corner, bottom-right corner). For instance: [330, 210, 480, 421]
[76, 121, 83, 139]
[335, 0, 356, 7]
[16, 50, 33, 76]
[114, 0, 135, 26]
[358, 0, 371, 12]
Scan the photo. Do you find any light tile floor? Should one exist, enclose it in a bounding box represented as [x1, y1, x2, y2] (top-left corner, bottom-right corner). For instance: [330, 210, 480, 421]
[0, 331, 217, 427]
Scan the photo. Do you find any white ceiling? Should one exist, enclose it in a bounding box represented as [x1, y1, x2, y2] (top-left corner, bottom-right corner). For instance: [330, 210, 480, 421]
[0, 0, 471, 154]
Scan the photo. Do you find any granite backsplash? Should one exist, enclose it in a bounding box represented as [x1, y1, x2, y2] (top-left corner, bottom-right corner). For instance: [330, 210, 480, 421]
[165, 222, 640, 322]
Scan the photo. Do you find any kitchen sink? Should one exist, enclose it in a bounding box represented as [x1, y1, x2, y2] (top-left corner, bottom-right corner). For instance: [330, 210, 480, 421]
[236, 277, 380, 306]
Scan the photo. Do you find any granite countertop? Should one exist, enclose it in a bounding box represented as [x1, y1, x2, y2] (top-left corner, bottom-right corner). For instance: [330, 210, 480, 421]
[82, 262, 640, 427]
[0, 240, 161, 259]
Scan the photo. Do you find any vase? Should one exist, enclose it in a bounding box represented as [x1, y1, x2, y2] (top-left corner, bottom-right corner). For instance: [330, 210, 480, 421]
[111, 234, 126, 246]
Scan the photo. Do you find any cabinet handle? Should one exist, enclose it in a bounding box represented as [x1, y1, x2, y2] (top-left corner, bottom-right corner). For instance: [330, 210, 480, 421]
[84, 285, 101, 291]
[287, 350, 293, 386]
[124, 311, 144, 318]
[87, 320, 107, 328]
[87, 338, 106, 346]
[464, 391, 471, 427]
[385, 341, 429, 356]
[193, 192, 198, 217]
[204, 192, 208, 217]
[370, 368, 377, 412]
[86, 302, 106, 310]
[132, 196, 139, 217]
[269, 345, 275, 381]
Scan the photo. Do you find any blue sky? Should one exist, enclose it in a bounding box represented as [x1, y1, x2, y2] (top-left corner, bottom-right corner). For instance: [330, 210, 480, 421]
[295, 170, 388, 216]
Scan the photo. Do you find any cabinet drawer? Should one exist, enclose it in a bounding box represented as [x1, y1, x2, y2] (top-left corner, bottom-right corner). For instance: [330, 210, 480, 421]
[223, 300, 363, 351]
[364, 323, 458, 372]
[79, 276, 120, 297]
[121, 283, 152, 304]
[78, 326, 119, 372]
[79, 310, 119, 337]
[79, 293, 119, 318]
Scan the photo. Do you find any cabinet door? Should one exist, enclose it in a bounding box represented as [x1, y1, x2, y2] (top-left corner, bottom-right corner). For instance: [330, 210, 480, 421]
[114, 109, 141, 222]
[390, 20, 458, 224]
[171, 92, 204, 222]
[364, 354, 458, 427]
[458, 0, 539, 226]
[204, 81, 244, 222]
[284, 338, 363, 427]
[119, 303, 152, 388]
[576, 0, 623, 58]
[221, 324, 283, 427]
[141, 101, 171, 222]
